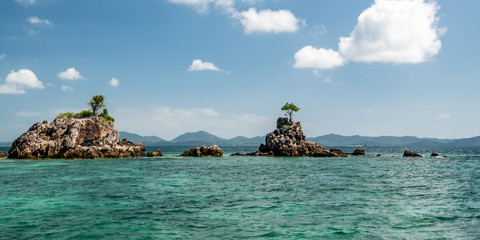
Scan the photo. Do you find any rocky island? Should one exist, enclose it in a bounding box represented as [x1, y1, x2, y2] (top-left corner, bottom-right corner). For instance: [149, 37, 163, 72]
[8, 95, 145, 159]
[250, 102, 346, 157]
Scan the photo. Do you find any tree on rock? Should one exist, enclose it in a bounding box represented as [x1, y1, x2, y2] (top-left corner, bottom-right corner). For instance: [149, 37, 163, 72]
[88, 95, 106, 116]
[281, 102, 300, 123]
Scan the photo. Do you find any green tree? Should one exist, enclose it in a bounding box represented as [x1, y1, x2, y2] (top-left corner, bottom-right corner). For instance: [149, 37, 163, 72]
[281, 102, 300, 123]
[88, 95, 106, 116]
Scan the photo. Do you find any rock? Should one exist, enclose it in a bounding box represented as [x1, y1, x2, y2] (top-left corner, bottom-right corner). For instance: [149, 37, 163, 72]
[352, 149, 366, 156]
[329, 148, 347, 157]
[8, 117, 145, 159]
[0, 151, 7, 158]
[276, 117, 291, 128]
[431, 152, 439, 157]
[376, 154, 382, 157]
[258, 119, 346, 157]
[146, 149, 164, 157]
[180, 145, 223, 157]
[403, 150, 422, 158]
[246, 151, 274, 157]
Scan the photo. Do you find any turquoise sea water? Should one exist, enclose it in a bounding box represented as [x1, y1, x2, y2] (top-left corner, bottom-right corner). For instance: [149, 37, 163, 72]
[1, 146, 480, 239]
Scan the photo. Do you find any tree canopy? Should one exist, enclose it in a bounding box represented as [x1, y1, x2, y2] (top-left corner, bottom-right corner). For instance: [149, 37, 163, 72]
[88, 95, 106, 116]
[281, 102, 300, 123]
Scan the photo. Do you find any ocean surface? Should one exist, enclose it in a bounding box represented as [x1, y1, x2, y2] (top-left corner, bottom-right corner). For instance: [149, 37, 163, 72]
[1, 146, 480, 239]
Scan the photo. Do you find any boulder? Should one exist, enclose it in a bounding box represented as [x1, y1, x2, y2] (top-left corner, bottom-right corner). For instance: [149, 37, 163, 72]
[403, 150, 422, 158]
[8, 117, 145, 159]
[146, 149, 164, 157]
[430, 152, 439, 157]
[352, 149, 366, 156]
[246, 151, 274, 157]
[258, 117, 346, 157]
[0, 151, 7, 158]
[180, 145, 223, 157]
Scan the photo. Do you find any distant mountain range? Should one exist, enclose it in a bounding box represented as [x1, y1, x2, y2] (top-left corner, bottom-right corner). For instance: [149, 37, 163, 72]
[119, 131, 480, 147]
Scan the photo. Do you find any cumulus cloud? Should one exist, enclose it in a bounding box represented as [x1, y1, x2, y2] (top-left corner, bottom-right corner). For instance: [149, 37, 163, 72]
[294, 46, 345, 69]
[26, 16, 52, 25]
[58, 68, 84, 80]
[188, 59, 228, 73]
[294, 0, 445, 70]
[110, 78, 120, 87]
[0, 53, 5, 59]
[233, 8, 304, 34]
[0, 69, 44, 94]
[114, 105, 271, 139]
[169, 0, 302, 34]
[15, 0, 36, 6]
[339, 0, 444, 63]
[60, 85, 73, 91]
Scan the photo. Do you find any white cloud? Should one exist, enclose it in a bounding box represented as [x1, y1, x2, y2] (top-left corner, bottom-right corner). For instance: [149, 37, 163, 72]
[58, 68, 84, 80]
[169, 0, 302, 34]
[294, 46, 345, 69]
[114, 105, 272, 139]
[16, 111, 42, 117]
[110, 78, 120, 87]
[26, 16, 52, 25]
[339, 0, 444, 64]
[233, 8, 303, 34]
[0, 69, 44, 94]
[15, 0, 36, 6]
[294, 0, 445, 70]
[436, 113, 451, 120]
[60, 85, 73, 91]
[168, 0, 235, 13]
[188, 59, 226, 72]
[0, 53, 5, 59]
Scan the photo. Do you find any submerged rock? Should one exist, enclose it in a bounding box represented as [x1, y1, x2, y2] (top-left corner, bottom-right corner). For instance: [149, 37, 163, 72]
[352, 149, 366, 156]
[180, 145, 223, 157]
[0, 151, 7, 158]
[403, 150, 422, 158]
[146, 149, 164, 157]
[258, 117, 346, 157]
[8, 117, 145, 159]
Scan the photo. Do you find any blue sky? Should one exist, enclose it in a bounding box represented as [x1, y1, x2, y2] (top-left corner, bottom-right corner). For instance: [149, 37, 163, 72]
[1, 0, 479, 141]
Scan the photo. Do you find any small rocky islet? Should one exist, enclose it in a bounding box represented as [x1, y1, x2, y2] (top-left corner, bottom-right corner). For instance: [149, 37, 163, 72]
[8, 116, 145, 159]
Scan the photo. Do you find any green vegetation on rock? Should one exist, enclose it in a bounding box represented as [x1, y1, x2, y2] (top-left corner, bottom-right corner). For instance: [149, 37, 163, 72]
[281, 102, 300, 123]
[56, 95, 115, 122]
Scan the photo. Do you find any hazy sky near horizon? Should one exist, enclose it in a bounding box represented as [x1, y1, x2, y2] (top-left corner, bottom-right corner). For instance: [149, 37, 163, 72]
[1, 0, 479, 141]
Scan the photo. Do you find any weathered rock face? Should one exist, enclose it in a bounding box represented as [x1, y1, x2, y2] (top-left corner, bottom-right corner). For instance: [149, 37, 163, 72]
[8, 117, 145, 159]
[146, 149, 164, 157]
[352, 149, 366, 156]
[403, 150, 422, 158]
[258, 117, 346, 157]
[0, 151, 7, 158]
[180, 145, 223, 157]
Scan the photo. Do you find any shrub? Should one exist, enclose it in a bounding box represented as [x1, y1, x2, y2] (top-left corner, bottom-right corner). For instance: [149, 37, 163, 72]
[42, 120, 48, 124]
[56, 112, 74, 119]
[74, 110, 94, 119]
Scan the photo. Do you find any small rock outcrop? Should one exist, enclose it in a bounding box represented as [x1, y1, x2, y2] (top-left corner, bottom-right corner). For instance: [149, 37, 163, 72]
[147, 149, 164, 157]
[431, 153, 439, 157]
[0, 151, 7, 158]
[403, 150, 422, 158]
[8, 117, 145, 159]
[180, 145, 223, 157]
[257, 117, 346, 157]
[352, 149, 366, 156]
